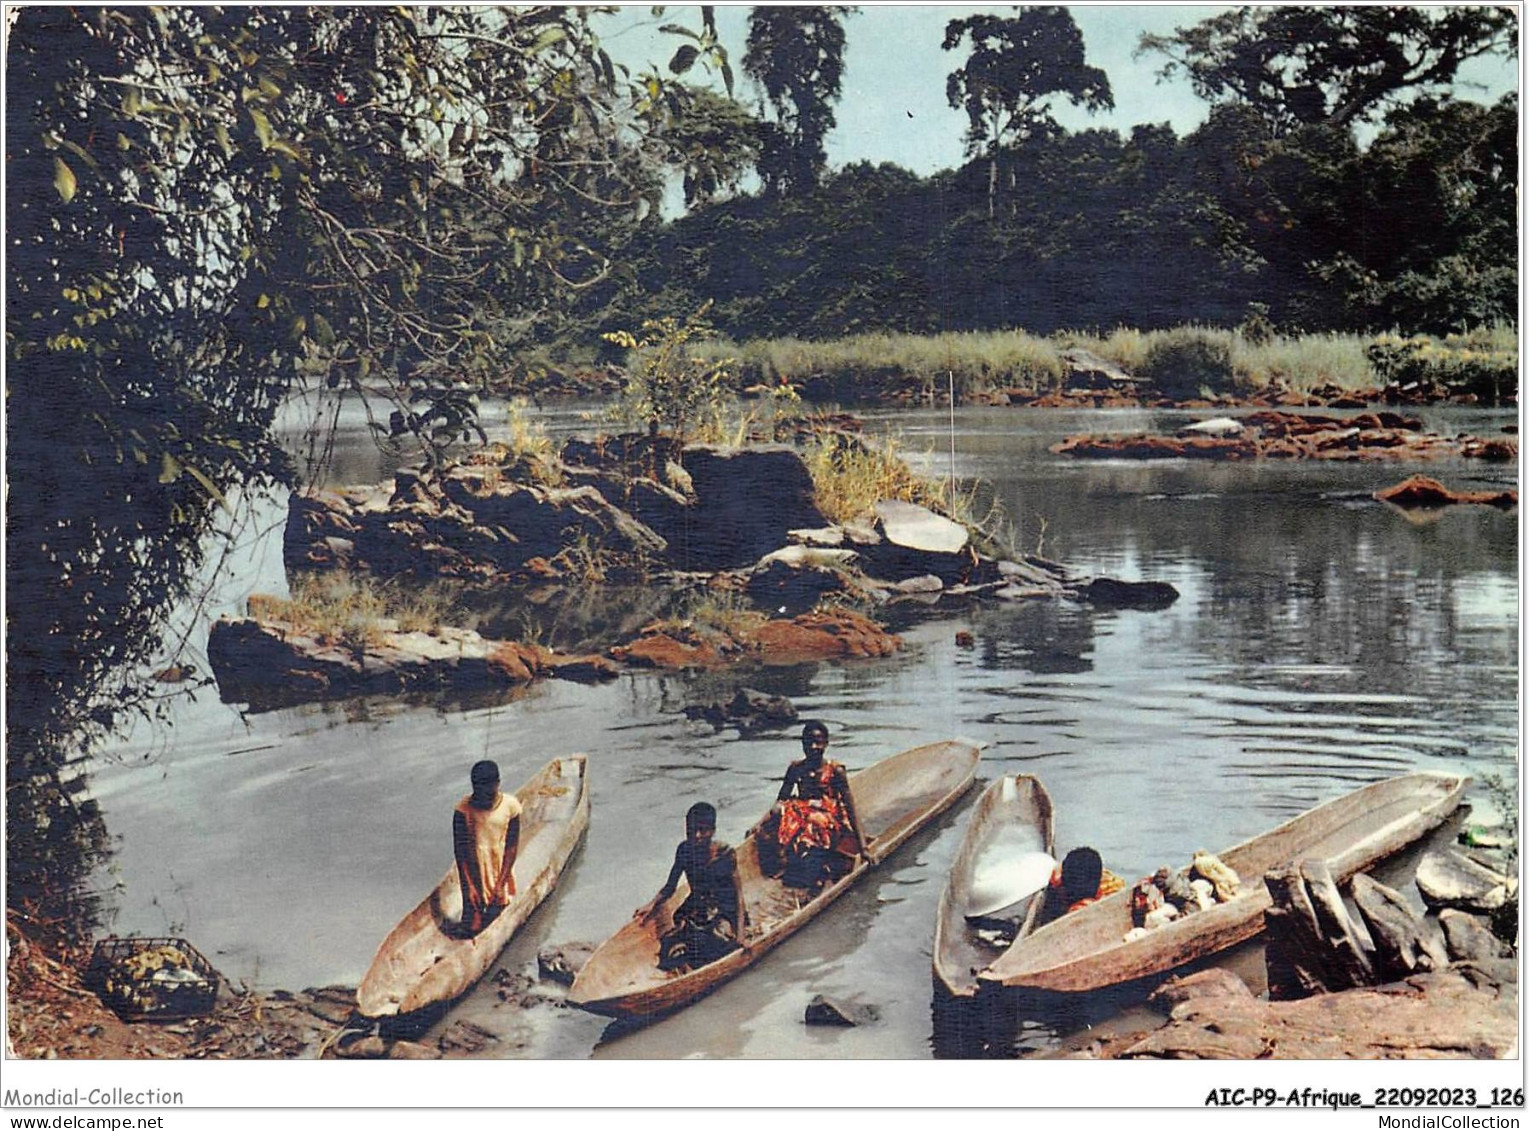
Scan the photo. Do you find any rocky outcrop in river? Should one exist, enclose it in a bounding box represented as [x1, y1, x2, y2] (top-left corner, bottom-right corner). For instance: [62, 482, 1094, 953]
[1053, 410, 1517, 463]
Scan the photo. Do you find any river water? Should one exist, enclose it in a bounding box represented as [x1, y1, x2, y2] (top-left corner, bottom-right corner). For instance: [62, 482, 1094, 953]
[85, 399, 1519, 1059]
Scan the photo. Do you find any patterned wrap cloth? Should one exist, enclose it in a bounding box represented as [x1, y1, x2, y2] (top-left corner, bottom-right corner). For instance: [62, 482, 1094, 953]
[777, 763, 851, 854]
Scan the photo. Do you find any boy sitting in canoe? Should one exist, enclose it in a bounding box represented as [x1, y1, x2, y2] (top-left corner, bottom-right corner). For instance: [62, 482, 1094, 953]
[452, 760, 521, 935]
[1036, 847, 1123, 926]
[636, 802, 745, 972]
[754, 721, 867, 890]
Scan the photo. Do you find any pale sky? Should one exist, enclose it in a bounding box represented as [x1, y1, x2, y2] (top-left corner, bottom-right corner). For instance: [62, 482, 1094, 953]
[595, 4, 1521, 177]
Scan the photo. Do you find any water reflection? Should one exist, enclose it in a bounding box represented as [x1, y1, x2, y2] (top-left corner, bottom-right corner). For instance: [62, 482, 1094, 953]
[75, 401, 1517, 1059]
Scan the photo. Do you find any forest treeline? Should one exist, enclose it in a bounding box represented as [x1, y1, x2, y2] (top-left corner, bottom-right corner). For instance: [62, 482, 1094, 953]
[595, 95, 1517, 342]
[577, 6, 1517, 344]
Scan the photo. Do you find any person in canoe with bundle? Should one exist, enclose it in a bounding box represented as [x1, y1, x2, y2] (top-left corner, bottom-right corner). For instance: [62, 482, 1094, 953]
[452, 759, 521, 936]
[755, 721, 867, 890]
[1036, 846, 1124, 927]
[636, 802, 745, 972]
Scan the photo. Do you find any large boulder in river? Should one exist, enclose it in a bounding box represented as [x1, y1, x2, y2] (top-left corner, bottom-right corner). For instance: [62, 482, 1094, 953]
[672, 446, 827, 570]
[859, 500, 974, 584]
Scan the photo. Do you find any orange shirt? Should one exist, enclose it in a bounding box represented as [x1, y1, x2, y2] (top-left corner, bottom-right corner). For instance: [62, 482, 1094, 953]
[455, 791, 521, 912]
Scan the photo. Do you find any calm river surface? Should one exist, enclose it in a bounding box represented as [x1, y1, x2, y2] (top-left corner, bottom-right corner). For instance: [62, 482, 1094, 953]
[87, 399, 1519, 1058]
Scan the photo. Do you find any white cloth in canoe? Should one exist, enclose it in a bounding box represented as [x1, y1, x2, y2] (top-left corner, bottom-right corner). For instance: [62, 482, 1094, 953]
[455, 790, 522, 912]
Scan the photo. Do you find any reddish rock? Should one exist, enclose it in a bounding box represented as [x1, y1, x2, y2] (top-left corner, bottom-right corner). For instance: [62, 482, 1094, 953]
[1463, 439, 1517, 462]
[1053, 409, 1509, 464]
[1109, 966, 1517, 1060]
[752, 610, 902, 662]
[610, 633, 725, 670]
[1375, 475, 1518, 511]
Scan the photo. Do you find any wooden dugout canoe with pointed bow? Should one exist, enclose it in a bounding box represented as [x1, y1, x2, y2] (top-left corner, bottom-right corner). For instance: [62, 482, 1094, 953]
[569, 739, 981, 1020]
[979, 771, 1469, 994]
[357, 755, 590, 1019]
[933, 773, 1055, 998]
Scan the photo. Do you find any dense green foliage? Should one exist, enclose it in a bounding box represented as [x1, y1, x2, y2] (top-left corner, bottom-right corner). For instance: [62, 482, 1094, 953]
[4, 5, 710, 927]
[944, 9, 1113, 217]
[743, 7, 851, 197]
[581, 5, 1515, 342]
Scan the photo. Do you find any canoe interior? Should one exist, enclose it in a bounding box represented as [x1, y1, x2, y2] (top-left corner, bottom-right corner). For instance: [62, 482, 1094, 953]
[933, 774, 1054, 998]
[569, 739, 980, 1018]
[357, 755, 589, 1018]
[981, 771, 1468, 993]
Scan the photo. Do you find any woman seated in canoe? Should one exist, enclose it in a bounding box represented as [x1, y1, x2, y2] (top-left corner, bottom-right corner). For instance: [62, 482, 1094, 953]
[1036, 847, 1124, 926]
[636, 802, 745, 972]
[755, 721, 866, 890]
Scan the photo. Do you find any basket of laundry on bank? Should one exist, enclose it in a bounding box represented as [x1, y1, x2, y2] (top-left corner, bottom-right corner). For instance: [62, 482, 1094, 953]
[87, 936, 219, 1020]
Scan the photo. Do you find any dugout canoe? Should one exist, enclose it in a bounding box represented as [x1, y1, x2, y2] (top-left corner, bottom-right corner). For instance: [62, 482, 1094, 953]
[979, 771, 1469, 995]
[933, 773, 1055, 998]
[357, 754, 590, 1018]
[569, 739, 981, 1020]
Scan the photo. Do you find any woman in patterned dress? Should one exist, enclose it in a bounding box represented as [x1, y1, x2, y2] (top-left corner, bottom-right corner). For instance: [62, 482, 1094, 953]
[757, 721, 866, 889]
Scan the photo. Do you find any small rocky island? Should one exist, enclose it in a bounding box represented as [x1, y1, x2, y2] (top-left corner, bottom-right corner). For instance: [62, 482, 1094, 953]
[208, 427, 1177, 709]
[1053, 409, 1517, 463]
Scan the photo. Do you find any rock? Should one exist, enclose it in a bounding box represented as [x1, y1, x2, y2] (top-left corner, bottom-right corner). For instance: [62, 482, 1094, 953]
[863, 500, 974, 584]
[611, 631, 726, 670]
[545, 654, 620, 683]
[1178, 417, 1244, 437]
[874, 499, 968, 555]
[300, 986, 357, 1026]
[332, 1033, 388, 1059]
[1349, 873, 1448, 981]
[1375, 475, 1517, 510]
[788, 526, 846, 548]
[684, 687, 798, 733]
[387, 1040, 442, 1059]
[746, 552, 864, 611]
[538, 942, 596, 986]
[1147, 969, 1254, 1013]
[751, 610, 902, 662]
[804, 994, 879, 1026]
[437, 1020, 499, 1055]
[1416, 850, 1516, 913]
[1060, 348, 1137, 392]
[1439, 909, 1515, 964]
[1115, 966, 1517, 1060]
[678, 446, 827, 570]
[893, 574, 944, 594]
[1075, 577, 1179, 610]
[1264, 859, 1374, 1000]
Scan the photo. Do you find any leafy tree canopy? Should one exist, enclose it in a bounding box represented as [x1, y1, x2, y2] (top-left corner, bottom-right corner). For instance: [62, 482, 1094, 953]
[5, 5, 717, 924]
[1138, 6, 1517, 134]
[743, 6, 853, 197]
[943, 8, 1113, 157]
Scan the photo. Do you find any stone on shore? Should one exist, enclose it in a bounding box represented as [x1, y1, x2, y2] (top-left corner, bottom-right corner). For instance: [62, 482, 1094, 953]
[1439, 910, 1516, 964]
[1416, 850, 1517, 913]
[1146, 969, 1254, 1014]
[1350, 873, 1448, 981]
[1112, 966, 1518, 1060]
